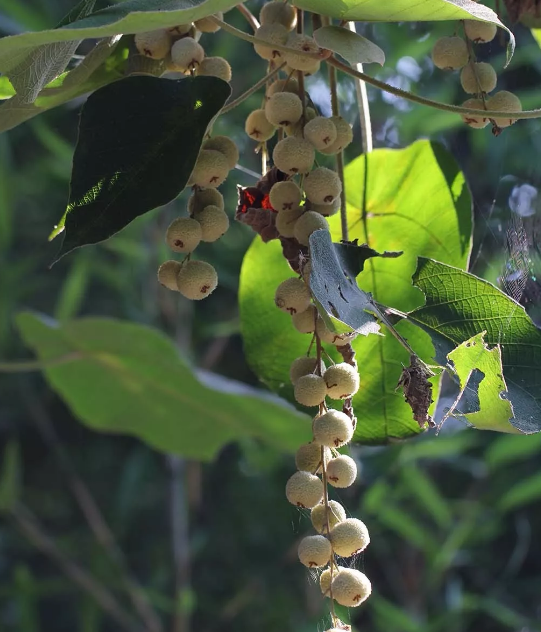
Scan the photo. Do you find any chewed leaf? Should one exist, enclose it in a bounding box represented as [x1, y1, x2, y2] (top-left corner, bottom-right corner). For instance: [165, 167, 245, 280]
[313, 26, 385, 66]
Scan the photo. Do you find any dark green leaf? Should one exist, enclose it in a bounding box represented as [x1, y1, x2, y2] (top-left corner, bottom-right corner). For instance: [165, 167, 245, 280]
[0, 440, 21, 513]
[51, 75, 231, 262]
[498, 470, 541, 511]
[313, 26, 385, 66]
[16, 312, 311, 461]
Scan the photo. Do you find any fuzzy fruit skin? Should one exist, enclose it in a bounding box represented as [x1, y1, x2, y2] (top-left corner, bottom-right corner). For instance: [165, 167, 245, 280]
[320, 568, 332, 596]
[194, 12, 223, 33]
[460, 98, 489, 129]
[196, 56, 232, 81]
[266, 77, 300, 98]
[265, 92, 303, 127]
[274, 277, 311, 314]
[431, 36, 469, 70]
[311, 500, 347, 534]
[157, 260, 182, 291]
[292, 304, 318, 334]
[167, 24, 193, 37]
[269, 181, 303, 211]
[304, 116, 338, 150]
[285, 471, 324, 508]
[190, 149, 229, 188]
[464, 19, 497, 43]
[324, 363, 360, 399]
[284, 33, 321, 71]
[245, 109, 276, 141]
[188, 188, 224, 214]
[194, 205, 229, 242]
[311, 198, 340, 217]
[289, 356, 325, 385]
[273, 137, 315, 175]
[253, 23, 289, 60]
[313, 410, 354, 448]
[294, 211, 330, 246]
[330, 518, 370, 557]
[316, 317, 358, 347]
[275, 206, 304, 237]
[460, 62, 497, 94]
[260, 0, 297, 30]
[319, 116, 353, 155]
[298, 535, 332, 568]
[165, 217, 202, 253]
[294, 374, 328, 407]
[285, 106, 316, 138]
[170, 37, 205, 71]
[134, 29, 172, 59]
[176, 260, 218, 300]
[295, 442, 331, 473]
[331, 568, 372, 607]
[303, 167, 342, 205]
[326, 455, 357, 488]
[486, 90, 522, 128]
[202, 136, 239, 169]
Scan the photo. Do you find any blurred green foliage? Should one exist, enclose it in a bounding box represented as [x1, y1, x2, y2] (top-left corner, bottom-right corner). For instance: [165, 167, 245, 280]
[0, 1, 541, 631]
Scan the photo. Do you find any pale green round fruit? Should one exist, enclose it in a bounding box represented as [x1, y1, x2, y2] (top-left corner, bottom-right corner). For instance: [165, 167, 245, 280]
[431, 36, 469, 70]
[245, 109, 276, 142]
[320, 567, 332, 596]
[319, 116, 353, 155]
[285, 471, 323, 508]
[486, 90, 522, 128]
[269, 180, 303, 212]
[292, 304, 318, 334]
[289, 356, 325, 385]
[284, 107, 316, 138]
[460, 98, 489, 129]
[460, 62, 497, 94]
[298, 535, 332, 568]
[196, 56, 232, 82]
[311, 500, 347, 534]
[326, 455, 357, 488]
[294, 374, 327, 407]
[284, 33, 321, 71]
[275, 206, 304, 237]
[295, 442, 331, 473]
[313, 409, 354, 448]
[311, 198, 340, 216]
[260, 0, 297, 30]
[188, 188, 224, 214]
[167, 24, 193, 37]
[329, 518, 370, 557]
[273, 137, 315, 175]
[134, 29, 171, 59]
[265, 92, 303, 127]
[464, 19, 497, 44]
[253, 23, 289, 61]
[202, 136, 239, 170]
[165, 217, 202, 253]
[194, 12, 223, 33]
[304, 116, 338, 150]
[331, 568, 372, 607]
[190, 149, 229, 188]
[293, 211, 329, 246]
[176, 260, 218, 300]
[157, 260, 182, 291]
[170, 37, 205, 71]
[303, 167, 342, 205]
[316, 317, 358, 347]
[266, 77, 300, 98]
[193, 205, 229, 242]
[274, 277, 311, 314]
[323, 363, 360, 399]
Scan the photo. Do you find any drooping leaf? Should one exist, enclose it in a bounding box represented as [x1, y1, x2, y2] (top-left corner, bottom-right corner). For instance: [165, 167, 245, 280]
[0, 0, 238, 74]
[0, 77, 15, 100]
[16, 312, 311, 461]
[313, 26, 385, 66]
[409, 258, 541, 433]
[51, 75, 231, 262]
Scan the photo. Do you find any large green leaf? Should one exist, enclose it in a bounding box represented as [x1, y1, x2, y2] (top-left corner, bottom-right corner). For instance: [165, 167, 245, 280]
[0, 0, 238, 74]
[409, 258, 541, 433]
[239, 140, 472, 444]
[51, 75, 230, 262]
[16, 312, 311, 461]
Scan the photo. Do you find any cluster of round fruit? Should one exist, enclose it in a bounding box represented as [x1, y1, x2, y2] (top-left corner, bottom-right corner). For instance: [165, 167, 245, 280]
[431, 20, 522, 130]
[133, 12, 232, 82]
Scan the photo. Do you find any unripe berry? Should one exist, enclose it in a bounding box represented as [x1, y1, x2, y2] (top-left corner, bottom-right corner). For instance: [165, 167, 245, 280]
[190, 149, 229, 188]
[170, 37, 205, 71]
[266, 77, 300, 98]
[460, 98, 489, 129]
[292, 304, 318, 334]
[324, 363, 360, 399]
[275, 206, 304, 237]
[134, 29, 172, 59]
[289, 356, 326, 385]
[327, 455, 357, 488]
[245, 108, 276, 141]
[295, 442, 331, 473]
[285, 471, 323, 508]
[298, 535, 332, 568]
[285, 60, 321, 76]
[331, 568, 372, 607]
[269, 181, 303, 212]
[320, 567, 332, 596]
[311, 198, 340, 216]
[293, 211, 330, 247]
[284, 33, 321, 72]
[193, 205, 229, 242]
[167, 24, 193, 37]
[157, 260, 182, 291]
[194, 12, 223, 33]
[319, 116, 353, 155]
[253, 23, 289, 60]
[202, 136, 239, 169]
[304, 167, 342, 205]
[165, 217, 202, 253]
[311, 500, 347, 534]
[294, 374, 327, 407]
[487, 90, 522, 128]
[329, 518, 370, 557]
[460, 62, 497, 94]
[304, 116, 338, 150]
[274, 277, 311, 314]
[265, 92, 303, 127]
[285, 106, 316, 138]
[273, 137, 315, 175]
[196, 56, 232, 82]
[431, 36, 468, 70]
[176, 260, 218, 300]
[260, 0, 297, 30]
[313, 409, 354, 448]
[464, 19, 497, 43]
[316, 317, 358, 347]
[188, 188, 224, 214]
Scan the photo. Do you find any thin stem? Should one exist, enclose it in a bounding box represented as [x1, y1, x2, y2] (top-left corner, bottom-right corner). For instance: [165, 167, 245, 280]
[326, 56, 541, 120]
[220, 63, 285, 115]
[235, 3, 259, 31]
[320, 445, 337, 626]
[0, 352, 81, 373]
[345, 22, 372, 153]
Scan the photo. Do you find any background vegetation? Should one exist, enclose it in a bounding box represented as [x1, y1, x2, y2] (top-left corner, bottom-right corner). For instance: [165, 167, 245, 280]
[1, 1, 541, 631]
